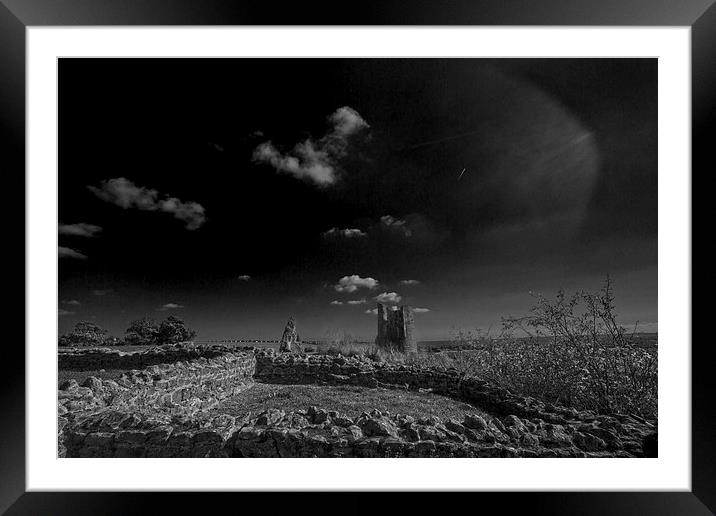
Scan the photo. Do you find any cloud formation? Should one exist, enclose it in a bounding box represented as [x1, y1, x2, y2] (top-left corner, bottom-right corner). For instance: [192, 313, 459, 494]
[346, 299, 367, 305]
[159, 303, 184, 311]
[59, 223, 102, 238]
[330, 300, 343, 305]
[380, 215, 412, 237]
[375, 292, 402, 304]
[371, 214, 444, 244]
[62, 300, 81, 306]
[58, 246, 87, 260]
[334, 275, 379, 293]
[88, 177, 206, 230]
[252, 106, 369, 186]
[58, 309, 75, 316]
[365, 308, 378, 315]
[237, 275, 251, 281]
[322, 228, 367, 239]
[413, 307, 431, 313]
[400, 279, 420, 285]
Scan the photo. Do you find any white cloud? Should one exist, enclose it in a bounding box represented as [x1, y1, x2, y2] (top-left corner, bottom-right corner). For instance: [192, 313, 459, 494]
[334, 275, 379, 293]
[252, 106, 369, 186]
[159, 303, 184, 311]
[365, 308, 378, 315]
[400, 279, 421, 285]
[237, 275, 251, 281]
[58, 246, 87, 260]
[322, 227, 367, 239]
[413, 307, 431, 313]
[375, 292, 402, 304]
[88, 177, 206, 230]
[329, 106, 370, 137]
[59, 223, 102, 238]
[62, 300, 81, 306]
[332, 299, 365, 305]
[58, 309, 75, 316]
[253, 142, 335, 185]
[380, 215, 412, 237]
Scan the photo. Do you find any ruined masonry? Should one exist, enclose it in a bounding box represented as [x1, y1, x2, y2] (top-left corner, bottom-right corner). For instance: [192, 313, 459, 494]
[375, 303, 417, 353]
[279, 317, 300, 352]
[58, 346, 659, 458]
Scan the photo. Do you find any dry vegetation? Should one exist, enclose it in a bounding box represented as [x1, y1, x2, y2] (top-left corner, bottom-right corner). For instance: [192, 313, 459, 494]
[326, 279, 658, 421]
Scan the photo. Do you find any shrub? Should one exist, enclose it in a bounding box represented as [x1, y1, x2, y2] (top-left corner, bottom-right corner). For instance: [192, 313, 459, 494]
[58, 321, 110, 347]
[448, 277, 657, 419]
[157, 315, 197, 345]
[324, 330, 365, 356]
[124, 317, 160, 346]
[124, 316, 196, 346]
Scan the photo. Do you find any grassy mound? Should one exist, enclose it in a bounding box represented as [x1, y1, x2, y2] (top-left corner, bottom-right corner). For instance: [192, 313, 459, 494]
[218, 383, 495, 422]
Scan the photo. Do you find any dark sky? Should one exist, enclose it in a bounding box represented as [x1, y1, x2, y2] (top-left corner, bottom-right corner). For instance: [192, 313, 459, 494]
[58, 58, 657, 341]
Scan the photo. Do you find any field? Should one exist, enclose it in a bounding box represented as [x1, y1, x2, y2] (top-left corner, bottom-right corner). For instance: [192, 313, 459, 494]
[420, 333, 658, 352]
[217, 383, 495, 422]
[99, 333, 657, 356]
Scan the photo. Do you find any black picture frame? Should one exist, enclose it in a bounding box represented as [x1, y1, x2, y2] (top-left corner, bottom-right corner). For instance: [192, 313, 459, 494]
[2, 1, 710, 514]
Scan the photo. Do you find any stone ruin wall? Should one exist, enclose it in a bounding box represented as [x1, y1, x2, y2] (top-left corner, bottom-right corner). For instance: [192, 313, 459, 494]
[59, 346, 255, 457]
[58, 346, 657, 458]
[58, 344, 221, 371]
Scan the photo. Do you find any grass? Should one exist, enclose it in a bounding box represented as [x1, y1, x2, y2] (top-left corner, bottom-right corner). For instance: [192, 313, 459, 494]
[218, 383, 494, 422]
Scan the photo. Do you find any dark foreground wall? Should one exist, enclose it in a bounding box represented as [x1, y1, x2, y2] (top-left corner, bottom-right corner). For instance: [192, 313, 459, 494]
[58, 347, 256, 457]
[59, 347, 656, 458]
[58, 345, 229, 371]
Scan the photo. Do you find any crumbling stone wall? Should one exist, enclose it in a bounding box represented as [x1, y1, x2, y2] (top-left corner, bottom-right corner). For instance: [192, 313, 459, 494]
[250, 350, 656, 457]
[375, 303, 417, 353]
[59, 346, 656, 458]
[59, 347, 256, 457]
[278, 317, 300, 352]
[58, 344, 226, 371]
[61, 403, 655, 458]
[253, 351, 593, 422]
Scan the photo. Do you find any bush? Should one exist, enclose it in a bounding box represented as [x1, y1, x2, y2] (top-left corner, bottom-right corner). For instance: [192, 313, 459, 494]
[124, 317, 160, 346]
[324, 330, 373, 357]
[447, 277, 657, 419]
[157, 315, 196, 345]
[125, 316, 196, 346]
[58, 321, 110, 347]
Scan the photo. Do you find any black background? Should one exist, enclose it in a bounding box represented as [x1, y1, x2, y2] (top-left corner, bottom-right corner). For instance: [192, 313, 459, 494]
[3, 0, 712, 514]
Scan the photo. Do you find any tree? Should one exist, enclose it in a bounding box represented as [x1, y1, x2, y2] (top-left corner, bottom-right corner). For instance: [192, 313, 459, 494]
[124, 317, 160, 346]
[157, 316, 196, 345]
[59, 321, 108, 347]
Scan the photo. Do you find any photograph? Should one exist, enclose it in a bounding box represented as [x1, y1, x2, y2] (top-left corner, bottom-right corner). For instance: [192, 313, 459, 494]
[57, 57, 658, 459]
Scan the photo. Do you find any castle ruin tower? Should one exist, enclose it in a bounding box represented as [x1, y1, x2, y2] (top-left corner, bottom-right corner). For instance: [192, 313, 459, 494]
[374, 303, 417, 353]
